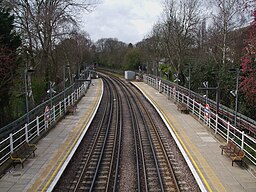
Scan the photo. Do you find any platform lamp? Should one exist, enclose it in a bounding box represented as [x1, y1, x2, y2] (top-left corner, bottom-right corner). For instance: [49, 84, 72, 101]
[185, 63, 191, 97]
[24, 67, 35, 124]
[63, 64, 70, 114]
[229, 68, 240, 128]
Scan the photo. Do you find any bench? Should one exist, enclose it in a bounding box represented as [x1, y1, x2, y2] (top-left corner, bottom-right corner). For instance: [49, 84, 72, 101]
[10, 142, 37, 168]
[177, 102, 189, 114]
[220, 140, 245, 166]
[67, 104, 77, 115]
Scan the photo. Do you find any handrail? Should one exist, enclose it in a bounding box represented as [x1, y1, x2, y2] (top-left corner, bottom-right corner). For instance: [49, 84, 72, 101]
[147, 74, 256, 134]
[144, 75, 256, 166]
[0, 80, 91, 166]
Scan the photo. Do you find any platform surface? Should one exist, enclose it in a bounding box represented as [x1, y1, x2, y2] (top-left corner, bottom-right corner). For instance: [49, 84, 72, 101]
[132, 81, 256, 192]
[1, 78, 255, 192]
[0, 79, 102, 192]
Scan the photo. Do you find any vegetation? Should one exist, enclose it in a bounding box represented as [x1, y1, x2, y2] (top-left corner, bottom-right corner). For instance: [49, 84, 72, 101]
[0, 0, 255, 127]
[0, 1, 21, 126]
[0, 0, 98, 127]
[94, 0, 256, 121]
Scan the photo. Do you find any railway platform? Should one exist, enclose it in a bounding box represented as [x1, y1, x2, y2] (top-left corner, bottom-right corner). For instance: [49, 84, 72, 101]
[132, 81, 256, 192]
[0, 78, 103, 192]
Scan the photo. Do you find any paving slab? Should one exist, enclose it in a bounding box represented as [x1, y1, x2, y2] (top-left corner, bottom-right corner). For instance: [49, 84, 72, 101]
[0, 79, 102, 192]
[133, 81, 256, 192]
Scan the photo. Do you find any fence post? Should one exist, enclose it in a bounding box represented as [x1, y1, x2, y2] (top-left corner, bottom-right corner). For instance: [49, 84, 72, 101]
[37, 116, 40, 136]
[187, 96, 189, 107]
[199, 103, 201, 120]
[64, 98, 66, 112]
[208, 114, 211, 127]
[215, 114, 218, 134]
[182, 93, 184, 103]
[241, 131, 244, 150]
[53, 105, 56, 122]
[10, 133, 13, 153]
[25, 123, 29, 142]
[227, 121, 230, 142]
[192, 99, 195, 114]
[59, 101, 62, 115]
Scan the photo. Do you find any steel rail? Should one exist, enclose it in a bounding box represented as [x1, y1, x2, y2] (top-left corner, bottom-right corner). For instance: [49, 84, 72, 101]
[133, 87, 181, 192]
[88, 78, 115, 191]
[113, 76, 164, 191]
[72, 78, 111, 191]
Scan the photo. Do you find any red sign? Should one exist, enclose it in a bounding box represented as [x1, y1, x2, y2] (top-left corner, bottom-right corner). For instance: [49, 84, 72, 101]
[205, 104, 210, 118]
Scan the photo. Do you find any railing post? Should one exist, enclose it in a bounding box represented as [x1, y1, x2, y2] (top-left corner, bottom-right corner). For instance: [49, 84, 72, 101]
[64, 98, 66, 112]
[37, 116, 40, 136]
[192, 99, 195, 114]
[241, 131, 244, 150]
[208, 114, 211, 127]
[10, 133, 13, 153]
[199, 103, 201, 120]
[227, 121, 230, 142]
[182, 93, 184, 103]
[187, 96, 189, 107]
[59, 101, 62, 115]
[53, 105, 56, 122]
[158, 80, 161, 92]
[215, 114, 218, 134]
[77, 89, 79, 99]
[25, 123, 29, 142]
[168, 86, 170, 100]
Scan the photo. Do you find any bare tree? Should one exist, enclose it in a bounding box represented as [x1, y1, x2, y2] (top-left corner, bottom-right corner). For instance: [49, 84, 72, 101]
[161, 0, 201, 75]
[209, 0, 246, 67]
[5, 0, 98, 82]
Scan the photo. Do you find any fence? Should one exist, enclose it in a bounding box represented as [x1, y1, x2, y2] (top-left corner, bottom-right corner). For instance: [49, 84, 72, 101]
[0, 80, 90, 166]
[144, 75, 256, 166]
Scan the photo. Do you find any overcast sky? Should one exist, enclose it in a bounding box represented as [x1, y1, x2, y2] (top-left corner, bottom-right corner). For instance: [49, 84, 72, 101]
[81, 0, 163, 44]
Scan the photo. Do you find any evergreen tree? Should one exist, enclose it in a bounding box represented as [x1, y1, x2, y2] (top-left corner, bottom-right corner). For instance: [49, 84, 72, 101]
[0, 1, 21, 127]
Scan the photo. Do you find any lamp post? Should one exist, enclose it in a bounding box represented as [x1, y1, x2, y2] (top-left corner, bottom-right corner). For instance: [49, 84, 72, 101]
[63, 64, 70, 113]
[24, 68, 35, 123]
[185, 63, 191, 97]
[198, 83, 220, 115]
[47, 81, 56, 108]
[203, 81, 209, 104]
[230, 68, 240, 127]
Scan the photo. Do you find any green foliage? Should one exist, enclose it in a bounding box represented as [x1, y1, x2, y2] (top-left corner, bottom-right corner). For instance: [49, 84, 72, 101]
[32, 77, 47, 105]
[123, 48, 141, 70]
[0, 2, 21, 127]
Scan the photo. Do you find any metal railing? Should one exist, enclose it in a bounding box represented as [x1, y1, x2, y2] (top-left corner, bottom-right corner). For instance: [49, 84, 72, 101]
[0, 80, 90, 166]
[144, 75, 256, 166]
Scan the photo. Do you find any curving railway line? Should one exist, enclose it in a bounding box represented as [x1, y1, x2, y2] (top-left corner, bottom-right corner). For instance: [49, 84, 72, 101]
[53, 73, 200, 191]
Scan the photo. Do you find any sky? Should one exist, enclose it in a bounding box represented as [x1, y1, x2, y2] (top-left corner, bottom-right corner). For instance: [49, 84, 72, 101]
[81, 0, 163, 44]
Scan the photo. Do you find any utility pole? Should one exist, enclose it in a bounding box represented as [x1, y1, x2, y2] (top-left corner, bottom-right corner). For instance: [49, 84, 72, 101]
[198, 84, 220, 115]
[24, 68, 35, 124]
[230, 68, 240, 127]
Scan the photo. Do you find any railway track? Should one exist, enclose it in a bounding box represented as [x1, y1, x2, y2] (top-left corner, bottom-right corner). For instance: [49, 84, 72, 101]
[54, 74, 200, 191]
